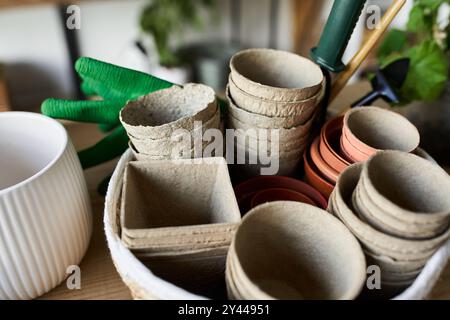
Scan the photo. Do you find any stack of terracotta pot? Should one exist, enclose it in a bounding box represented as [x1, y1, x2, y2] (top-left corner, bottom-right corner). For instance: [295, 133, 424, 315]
[226, 48, 324, 177]
[305, 106, 421, 199]
[233, 176, 328, 214]
[329, 151, 450, 297]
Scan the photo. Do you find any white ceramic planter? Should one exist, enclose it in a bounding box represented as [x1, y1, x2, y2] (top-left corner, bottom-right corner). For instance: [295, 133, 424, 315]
[0, 112, 92, 300]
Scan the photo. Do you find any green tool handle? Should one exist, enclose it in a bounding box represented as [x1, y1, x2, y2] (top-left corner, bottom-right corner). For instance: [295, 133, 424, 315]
[311, 0, 366, 73]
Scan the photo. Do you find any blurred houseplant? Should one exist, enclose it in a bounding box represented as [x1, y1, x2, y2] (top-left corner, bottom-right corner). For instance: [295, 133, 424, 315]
[140, 0, 238, 92]
[377, 0, 450, 164]
[138, 0, 221, 85]
[140, 0, 216, 67]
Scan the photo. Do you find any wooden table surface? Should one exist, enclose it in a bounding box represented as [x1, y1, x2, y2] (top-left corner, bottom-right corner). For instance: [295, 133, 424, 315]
[39, 83, 450, 300]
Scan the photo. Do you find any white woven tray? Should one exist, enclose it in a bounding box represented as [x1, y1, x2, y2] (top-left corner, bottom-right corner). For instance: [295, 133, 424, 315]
[104, 149, 450, 300]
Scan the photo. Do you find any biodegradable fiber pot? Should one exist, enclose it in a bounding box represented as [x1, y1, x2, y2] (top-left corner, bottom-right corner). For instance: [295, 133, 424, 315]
[226, 87, 314, 129]
[228, 75, 323, 118]
[105, 150, 450, 300]
[226, 201, 366, 300]
[230, 48, 323, 101]
[342, 106, 420, 161]
[120, 157, 241, 251]
[227, 112, 313, 143]
[0, 112, 92, 300]
[127, 108, 221, 157]
[329, 163, 450, 262]
[120, 83, 217, 140]
[358, 151, 450, 239]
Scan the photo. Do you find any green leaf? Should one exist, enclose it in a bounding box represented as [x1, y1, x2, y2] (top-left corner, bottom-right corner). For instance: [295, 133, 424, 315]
[400, 40, 449, 103]
[416, 0, 447, 11]
[407, 4, 433, 35]
[377, 29, 408, 61]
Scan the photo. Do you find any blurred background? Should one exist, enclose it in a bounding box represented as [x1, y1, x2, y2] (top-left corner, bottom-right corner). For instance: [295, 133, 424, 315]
[0, 0, 412, 110]
[1, 0, 449, 163]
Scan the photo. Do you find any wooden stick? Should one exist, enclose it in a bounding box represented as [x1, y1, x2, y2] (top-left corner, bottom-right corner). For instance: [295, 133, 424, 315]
[0, 67, 10, 112]
[330, 0, 406, 104]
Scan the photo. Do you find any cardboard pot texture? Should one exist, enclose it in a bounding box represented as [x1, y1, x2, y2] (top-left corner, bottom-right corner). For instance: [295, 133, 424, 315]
[233, 143, 305, 177]
[226, 201, 366, 300]
[226, 88, 315, 129]
[232, 126, 310, 152]
[343, 106, 420, 156]
[128, 108, 221, 156]
[230, 48, 323, 101]
[136, 246, 230, 299]
[228, 75, 323, 118]
[353, 175, 450, 240]
[329, 163, 450, 262]
[226, 112, 313, 143]
[362, 151, 450, 223]
[120, 83, 217, 140]
[120, 158, 241, 253]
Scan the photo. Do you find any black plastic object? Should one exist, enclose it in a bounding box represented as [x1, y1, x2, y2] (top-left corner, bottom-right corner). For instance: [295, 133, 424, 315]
[352, 58, 410, 107]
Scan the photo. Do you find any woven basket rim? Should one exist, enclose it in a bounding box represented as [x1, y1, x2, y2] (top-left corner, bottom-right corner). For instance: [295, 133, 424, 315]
[104, 149, 450, 300]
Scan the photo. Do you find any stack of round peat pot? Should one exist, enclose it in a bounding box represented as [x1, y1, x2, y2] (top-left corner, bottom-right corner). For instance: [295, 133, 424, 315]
[226, 49, 324, 177]
[329, 152, 450, 298]
[120, 83, 220, 161]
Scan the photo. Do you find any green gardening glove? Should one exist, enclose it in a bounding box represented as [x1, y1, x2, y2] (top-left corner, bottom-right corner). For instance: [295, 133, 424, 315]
[41, 57, 175, 169]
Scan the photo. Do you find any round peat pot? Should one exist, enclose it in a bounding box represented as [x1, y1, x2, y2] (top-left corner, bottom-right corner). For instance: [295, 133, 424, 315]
[229, 48, 323, 101]
[360, 151, 450, 238]
[226, 201, 366, 300]
[330, 163, 450, 262]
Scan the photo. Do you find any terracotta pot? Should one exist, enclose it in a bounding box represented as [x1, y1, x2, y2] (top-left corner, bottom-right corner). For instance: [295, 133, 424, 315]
[320, 116, 350, 173]
[234, 175, 328, 213]
[250, 188, 316, 208]
[310, 137, 339, 183]
[342, 106, 420, 158]
[340, 126, 371, 162]
[339, 137, 357, 163]
[303, 149, 334, 199]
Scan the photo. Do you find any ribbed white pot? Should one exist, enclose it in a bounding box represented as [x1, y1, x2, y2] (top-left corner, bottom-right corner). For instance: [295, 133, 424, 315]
[0, 112, 92, 300]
